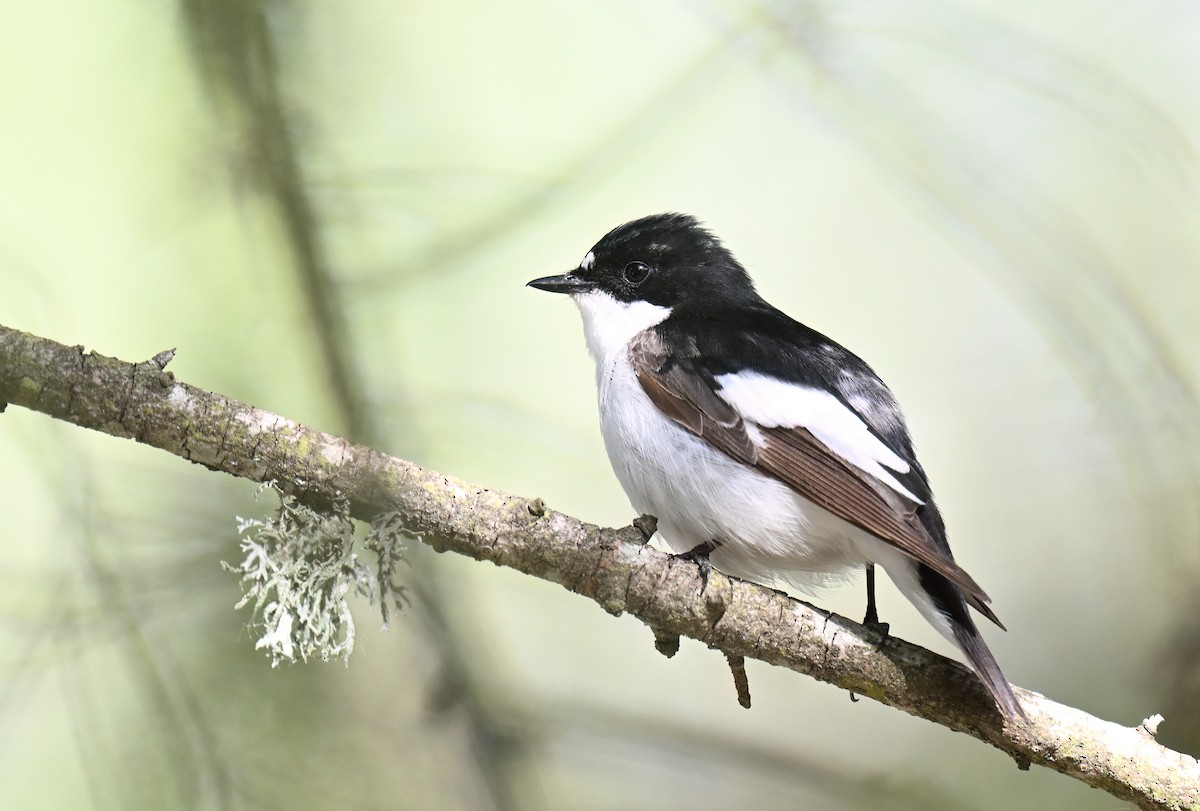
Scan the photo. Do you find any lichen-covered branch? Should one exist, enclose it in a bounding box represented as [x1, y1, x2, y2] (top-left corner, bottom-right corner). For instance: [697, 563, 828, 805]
[1, 322, 1197, 810]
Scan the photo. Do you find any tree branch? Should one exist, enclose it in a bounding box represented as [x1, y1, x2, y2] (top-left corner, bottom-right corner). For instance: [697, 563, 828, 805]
[2, 322, 1197, 810]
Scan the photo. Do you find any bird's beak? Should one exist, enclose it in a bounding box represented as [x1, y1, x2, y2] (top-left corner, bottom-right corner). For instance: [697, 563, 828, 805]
[526, 273, 590, 295]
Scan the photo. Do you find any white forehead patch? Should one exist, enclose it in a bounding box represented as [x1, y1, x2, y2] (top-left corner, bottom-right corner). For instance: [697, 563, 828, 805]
[579, 251, 596, 271]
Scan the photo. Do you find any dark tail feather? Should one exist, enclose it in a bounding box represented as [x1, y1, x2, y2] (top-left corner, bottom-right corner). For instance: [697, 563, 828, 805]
[919, 564, 1025, 720]
[952, 618, 1025, 721]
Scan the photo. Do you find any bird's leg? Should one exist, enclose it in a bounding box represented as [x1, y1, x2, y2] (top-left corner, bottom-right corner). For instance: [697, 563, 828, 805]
[676, 541, 718, 594]
[849, 562, 889, 706]
[862, 563, 889, 635]
[863, 562, 878, 625]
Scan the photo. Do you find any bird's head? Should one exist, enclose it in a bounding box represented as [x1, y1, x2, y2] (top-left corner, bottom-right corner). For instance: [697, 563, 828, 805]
[527, 213, 758, 312]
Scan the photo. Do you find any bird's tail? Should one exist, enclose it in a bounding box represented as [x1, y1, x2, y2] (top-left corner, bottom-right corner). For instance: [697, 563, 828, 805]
[950, 611, 1025, 720]
[918, 563, 1025, 720]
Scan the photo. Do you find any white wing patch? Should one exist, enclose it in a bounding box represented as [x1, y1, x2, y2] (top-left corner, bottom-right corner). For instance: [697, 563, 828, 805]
[714, 371, 923, 503]
[580, 251, 596, 270]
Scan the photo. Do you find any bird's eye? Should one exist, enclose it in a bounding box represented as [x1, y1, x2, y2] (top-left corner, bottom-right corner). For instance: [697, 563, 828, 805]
[622, 261, 652, 285]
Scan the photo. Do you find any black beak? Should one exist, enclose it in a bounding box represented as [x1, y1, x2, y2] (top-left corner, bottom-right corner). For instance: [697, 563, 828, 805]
[526, 273, 590, 294]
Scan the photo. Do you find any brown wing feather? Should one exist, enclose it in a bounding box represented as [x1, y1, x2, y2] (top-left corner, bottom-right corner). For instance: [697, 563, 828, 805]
[629, 329, 994, 610]
[638, 367, 757, 463]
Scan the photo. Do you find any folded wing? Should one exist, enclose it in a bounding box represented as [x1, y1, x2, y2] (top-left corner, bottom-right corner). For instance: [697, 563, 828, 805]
[630, 328, 1000, 621]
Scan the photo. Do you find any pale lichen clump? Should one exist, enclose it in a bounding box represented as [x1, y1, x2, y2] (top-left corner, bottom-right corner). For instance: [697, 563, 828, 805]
[223, 483, 409, 666]
[363, 511, 411, 631]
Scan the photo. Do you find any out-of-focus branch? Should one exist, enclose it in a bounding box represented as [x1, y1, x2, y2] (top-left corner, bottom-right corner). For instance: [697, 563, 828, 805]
[2, 322, 1198, 811]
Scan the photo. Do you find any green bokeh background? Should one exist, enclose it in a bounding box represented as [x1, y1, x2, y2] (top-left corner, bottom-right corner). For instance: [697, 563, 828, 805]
[3, 1, 1199, 808]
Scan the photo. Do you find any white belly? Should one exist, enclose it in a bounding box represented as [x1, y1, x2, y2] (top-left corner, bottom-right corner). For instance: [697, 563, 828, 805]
[568, 291, 954, 642]
[596, 350, 879, 591]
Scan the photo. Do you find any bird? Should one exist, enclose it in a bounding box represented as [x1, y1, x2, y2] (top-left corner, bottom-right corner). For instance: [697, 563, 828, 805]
[527, 212, 1023, 720]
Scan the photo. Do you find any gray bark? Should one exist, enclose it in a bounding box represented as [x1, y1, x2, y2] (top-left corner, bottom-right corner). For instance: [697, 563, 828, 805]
[1, 322, 1197, 810]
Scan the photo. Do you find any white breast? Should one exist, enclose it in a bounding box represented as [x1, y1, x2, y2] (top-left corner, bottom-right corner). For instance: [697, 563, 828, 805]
[571, 291, 884, 592]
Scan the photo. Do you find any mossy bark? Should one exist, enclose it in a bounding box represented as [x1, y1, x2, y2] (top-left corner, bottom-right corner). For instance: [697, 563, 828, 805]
[1, 322, 1197, 810]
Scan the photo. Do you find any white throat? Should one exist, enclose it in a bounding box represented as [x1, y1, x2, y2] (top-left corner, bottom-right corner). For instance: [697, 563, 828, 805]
[572, 291, 672, 365]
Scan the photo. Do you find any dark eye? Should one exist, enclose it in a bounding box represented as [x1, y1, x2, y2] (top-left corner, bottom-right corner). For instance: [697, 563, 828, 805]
[622, 261, 652, 285]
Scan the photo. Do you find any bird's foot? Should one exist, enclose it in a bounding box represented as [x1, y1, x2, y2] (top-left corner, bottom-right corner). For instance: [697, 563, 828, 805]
[862, 618, 890, 638]
[863, 601, 878, 627]
[861, 606, 890, 637]
[675, 541, 718, 594]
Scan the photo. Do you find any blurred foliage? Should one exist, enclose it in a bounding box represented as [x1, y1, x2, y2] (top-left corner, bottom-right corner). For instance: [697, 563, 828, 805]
[1, 1, 1198, 809]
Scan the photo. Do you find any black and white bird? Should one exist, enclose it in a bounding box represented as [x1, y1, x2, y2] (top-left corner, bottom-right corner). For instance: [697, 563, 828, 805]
[528, 213, 1022, 720]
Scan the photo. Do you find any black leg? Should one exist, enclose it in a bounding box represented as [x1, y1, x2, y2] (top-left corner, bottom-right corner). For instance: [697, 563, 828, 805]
[850, 563, 888, 706]
[864, 563, 879, 626]
[862, 563, 889, 635]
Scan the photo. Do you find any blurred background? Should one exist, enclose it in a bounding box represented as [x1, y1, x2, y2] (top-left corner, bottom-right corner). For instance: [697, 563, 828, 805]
[2, 1, 1199, 808]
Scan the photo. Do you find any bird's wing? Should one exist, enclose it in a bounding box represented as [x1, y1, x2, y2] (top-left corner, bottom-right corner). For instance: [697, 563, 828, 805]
[629, 328, 994, 609]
